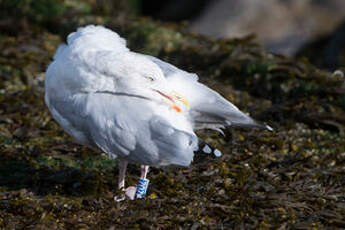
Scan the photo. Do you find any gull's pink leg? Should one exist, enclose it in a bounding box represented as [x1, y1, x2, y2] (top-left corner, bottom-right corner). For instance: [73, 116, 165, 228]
[114, 159, 136, 201]
[140, 165, 149, 179]
[118, 159, 127, 190]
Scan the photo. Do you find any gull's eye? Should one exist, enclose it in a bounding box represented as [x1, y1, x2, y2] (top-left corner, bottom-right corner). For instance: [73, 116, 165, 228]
[145, 76, 154, 82]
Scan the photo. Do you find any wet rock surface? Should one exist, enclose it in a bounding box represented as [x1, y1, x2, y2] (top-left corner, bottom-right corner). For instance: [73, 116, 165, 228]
[189, 0, 345, 55]
[0, 5, 345, 230]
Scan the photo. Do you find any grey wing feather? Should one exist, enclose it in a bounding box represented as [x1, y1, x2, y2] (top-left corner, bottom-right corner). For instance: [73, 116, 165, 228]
[149, 116, 198, 166]
[143, 54, 271, 131]
[53, 44, 67, 60]
[47, 93, 137, 158]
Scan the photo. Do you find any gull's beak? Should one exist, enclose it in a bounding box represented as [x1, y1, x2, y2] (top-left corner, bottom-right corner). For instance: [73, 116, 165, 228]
[170, 92, 190, 108]
[153, 90, 189, 113]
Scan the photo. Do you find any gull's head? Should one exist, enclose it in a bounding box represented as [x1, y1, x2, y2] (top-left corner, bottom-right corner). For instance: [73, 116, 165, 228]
[114, 53, 189, 112]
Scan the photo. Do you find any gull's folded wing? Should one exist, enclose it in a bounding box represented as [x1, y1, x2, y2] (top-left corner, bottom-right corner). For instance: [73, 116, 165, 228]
[143, 55, 272, 131]
[46, 92, 197, 166]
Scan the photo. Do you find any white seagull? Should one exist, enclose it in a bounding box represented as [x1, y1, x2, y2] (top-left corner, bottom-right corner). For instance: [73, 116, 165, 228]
[45, 25, 272, 201]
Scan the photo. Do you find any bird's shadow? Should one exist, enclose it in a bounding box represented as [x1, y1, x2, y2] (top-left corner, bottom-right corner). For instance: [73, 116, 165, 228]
[0, 139, 221, 198]
[0, 154, 120, 197]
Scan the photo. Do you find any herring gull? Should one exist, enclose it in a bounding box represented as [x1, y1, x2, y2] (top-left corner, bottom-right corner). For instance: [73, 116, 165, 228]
[45, 25, 272, 201]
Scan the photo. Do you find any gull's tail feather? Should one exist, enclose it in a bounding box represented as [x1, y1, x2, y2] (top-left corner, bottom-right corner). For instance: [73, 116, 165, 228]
[195, 138, 222, 158]
[229, 118, 273, 132]
[265, 124, 274, 132]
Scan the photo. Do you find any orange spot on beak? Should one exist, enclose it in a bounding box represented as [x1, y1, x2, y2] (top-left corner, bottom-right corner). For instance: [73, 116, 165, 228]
[172, 104, 182, 113]
[153, 89, 184, 113]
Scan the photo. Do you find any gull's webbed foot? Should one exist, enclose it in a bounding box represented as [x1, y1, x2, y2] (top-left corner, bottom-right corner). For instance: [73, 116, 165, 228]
[114, 186, 137, 202]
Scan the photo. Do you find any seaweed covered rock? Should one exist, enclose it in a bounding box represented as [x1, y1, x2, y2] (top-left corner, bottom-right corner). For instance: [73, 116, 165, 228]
[0, 4, 345, 229]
